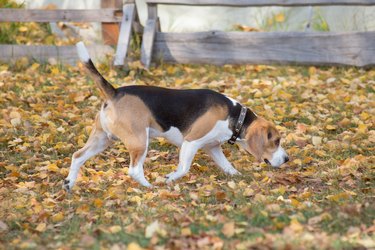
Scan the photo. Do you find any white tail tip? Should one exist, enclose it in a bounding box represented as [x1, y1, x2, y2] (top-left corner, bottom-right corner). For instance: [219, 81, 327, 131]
[76, 41, 90, 62]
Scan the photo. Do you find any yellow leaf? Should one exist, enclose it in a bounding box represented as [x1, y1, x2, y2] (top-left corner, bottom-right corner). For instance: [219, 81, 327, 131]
[109, 225, 122, 234]
[299, 191, 311, 199]
[76, 204, 90, 214]
[289, 218, 303, 233]
[278, 90, 292, 100]
[50, 67, 59, 75]
[326, 192, 350, 202]
[130, 196, 142, 205]
[271, 186, 286, 195]
[227, 181, 236, 189]
[303, 156, 313, 164]
[29, 63, 40, 71]
[315, 150, 327, 157]
[292, 159, 302, 166]
[93, 198, 103, 208]
[326, 125, 336, 130]
[47, 163, 59, 172]
[10, 111, 21, 119]
[51, 212, 64, 223]
[291, 198, 301, 207]
[19, 26, 28, 32]
[360, 112, 370, 121]
[221, 222, 235, 238]
[35, 223, 46, 232]
[308, 66, 316, 75]
[175, 79, 184, 85]
[357, 124, 368, 134]
[127, 242, 144, 250]
[181, 227, 191, 236]
[243, 188, 254, 197]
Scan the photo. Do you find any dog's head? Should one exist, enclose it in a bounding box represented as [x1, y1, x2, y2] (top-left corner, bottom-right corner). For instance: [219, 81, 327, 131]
[238, 117, 289, 167]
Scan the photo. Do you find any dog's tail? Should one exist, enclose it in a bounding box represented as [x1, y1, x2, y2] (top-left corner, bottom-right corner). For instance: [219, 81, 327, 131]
[76, 42, 116, 100]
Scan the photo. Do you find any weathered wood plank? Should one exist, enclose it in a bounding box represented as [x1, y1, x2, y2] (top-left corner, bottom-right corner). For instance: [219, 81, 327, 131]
[114, 4, 136, 66]
[146, 0, 375, 6]
[0, 45, 114, 65]
[141, 19, 158, 68]
[153, 31, 375, 67]
[0, 9, 122, 22]
[147, 3, 158, 19]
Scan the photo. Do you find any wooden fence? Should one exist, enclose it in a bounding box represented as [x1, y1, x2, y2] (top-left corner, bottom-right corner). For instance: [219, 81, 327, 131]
[1, 0, 375, 67]
[0, 0, 140, 65]
[141, 0, 375, 68]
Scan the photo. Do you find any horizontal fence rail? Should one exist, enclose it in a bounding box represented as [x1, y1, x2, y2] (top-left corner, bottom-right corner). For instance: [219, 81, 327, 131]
[0, 45, 114, 64]
[146, 0, 375, 6]
[0, 2, 140, 65]
[152, 31, 375, 67]
[0, 9, 122, 22]
[140, 0, 375, 68]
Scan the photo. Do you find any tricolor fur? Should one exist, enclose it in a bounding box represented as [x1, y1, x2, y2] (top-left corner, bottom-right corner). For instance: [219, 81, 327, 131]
[64, 42, 289, 190]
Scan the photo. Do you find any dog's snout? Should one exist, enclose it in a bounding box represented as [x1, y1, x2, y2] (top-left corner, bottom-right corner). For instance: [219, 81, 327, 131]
[284, 156, 289, 163]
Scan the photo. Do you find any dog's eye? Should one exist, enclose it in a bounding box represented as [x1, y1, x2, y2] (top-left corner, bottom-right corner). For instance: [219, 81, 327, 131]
[267, 131, 272, 140]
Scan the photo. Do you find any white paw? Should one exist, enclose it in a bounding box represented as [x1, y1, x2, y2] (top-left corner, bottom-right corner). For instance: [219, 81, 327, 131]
[230, 170, 241, 175]
[63, 178, 74, 192]
[165, 171, 185, 183]
[130, 173, 153, 188]
[140, 180, 153, 188]
[165, 171, 176, 178]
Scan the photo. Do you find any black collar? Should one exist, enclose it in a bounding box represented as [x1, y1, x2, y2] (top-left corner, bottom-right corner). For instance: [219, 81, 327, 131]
[228, 106, 247, 145]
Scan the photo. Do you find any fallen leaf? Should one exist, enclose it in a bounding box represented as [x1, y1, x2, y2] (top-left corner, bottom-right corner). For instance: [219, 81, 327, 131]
[51, 212, 64, 223]
[127, 242, 144, 250]
[221, 222, 235, 238]
[35, 223, 46, 232]
[109, 225, 122, 234]
[145, 220, 159, 238]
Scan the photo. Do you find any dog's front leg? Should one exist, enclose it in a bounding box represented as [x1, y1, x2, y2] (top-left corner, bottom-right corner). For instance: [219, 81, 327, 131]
[166, 141, 199, 183]
[204, 145, 241, 175]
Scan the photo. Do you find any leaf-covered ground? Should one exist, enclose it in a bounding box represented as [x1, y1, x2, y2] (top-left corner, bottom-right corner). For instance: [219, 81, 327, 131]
[0, 61, 374, 249]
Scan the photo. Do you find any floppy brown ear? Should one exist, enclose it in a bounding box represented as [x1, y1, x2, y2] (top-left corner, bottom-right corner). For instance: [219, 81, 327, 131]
[248, 127, 267, 162]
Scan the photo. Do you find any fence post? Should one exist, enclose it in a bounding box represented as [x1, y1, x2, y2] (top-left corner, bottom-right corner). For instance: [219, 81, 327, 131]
[114, 2, 136, 66]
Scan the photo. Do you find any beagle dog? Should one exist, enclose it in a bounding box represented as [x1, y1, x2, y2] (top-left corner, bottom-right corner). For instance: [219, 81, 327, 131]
[63, 42, 289, 191]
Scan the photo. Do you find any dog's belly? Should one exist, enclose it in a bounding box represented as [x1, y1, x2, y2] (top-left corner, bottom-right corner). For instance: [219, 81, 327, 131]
[149, 126, 184, 147]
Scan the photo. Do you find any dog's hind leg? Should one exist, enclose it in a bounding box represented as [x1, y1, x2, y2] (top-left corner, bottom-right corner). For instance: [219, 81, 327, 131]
[63, 115, 112, 192]
[204, 145, 240, 175]
[121, 128, 152, 188]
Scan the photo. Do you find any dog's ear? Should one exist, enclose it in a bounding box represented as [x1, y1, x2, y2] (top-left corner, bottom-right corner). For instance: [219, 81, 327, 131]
[247, 126, 267, 162]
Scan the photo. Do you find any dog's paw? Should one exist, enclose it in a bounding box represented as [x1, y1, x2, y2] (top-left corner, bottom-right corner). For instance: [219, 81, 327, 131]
[140, 181, 153, 188]
[228, 169, 241, 175]
[165, 171, 183, 183]
[63, 179, 71, 192]
[165, 171, 176, 179]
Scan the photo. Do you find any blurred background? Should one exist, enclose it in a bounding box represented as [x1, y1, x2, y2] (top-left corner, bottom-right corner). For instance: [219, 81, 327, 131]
[12, 0, 375, 43]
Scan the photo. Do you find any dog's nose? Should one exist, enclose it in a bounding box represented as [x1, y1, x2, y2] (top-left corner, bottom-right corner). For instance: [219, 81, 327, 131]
[284, 156, 289, 163]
